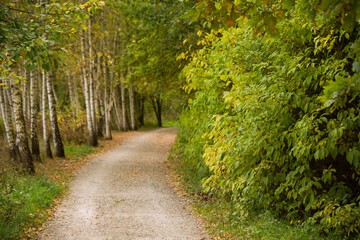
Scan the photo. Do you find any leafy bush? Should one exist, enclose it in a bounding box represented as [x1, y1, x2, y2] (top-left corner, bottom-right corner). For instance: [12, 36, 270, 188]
[176, 4, 360, 236]
[57, 108, 88, 144]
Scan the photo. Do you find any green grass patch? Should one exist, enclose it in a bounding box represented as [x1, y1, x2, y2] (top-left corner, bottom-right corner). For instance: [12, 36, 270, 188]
[64, 144, 95, 160]
[0, 171, 63, 240]
[163, 120, 178, 127]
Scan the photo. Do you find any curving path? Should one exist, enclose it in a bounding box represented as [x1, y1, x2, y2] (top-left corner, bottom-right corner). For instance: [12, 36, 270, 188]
[40, 127, 208, 240]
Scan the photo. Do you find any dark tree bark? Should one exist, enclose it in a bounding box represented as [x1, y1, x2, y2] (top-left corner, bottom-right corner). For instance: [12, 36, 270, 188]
[129, 84, 137, 130]
[138, 96, 145, 127]
[151, 95, 162, 127]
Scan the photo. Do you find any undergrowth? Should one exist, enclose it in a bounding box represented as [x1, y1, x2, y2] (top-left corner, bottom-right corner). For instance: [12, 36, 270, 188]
[0, 171, 62, 240]
[0, 143, 96, 239]
[168, 150, 354, 240]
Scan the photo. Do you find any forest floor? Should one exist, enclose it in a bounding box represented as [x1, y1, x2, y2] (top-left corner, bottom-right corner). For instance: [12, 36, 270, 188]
[38, 127, 208, 240]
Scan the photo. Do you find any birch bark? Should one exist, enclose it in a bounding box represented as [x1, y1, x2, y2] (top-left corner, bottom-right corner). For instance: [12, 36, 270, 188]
[0, 81, 19, 165]
[81, 30, 97, 146]
[88, 19, 96, 135]
[103, 57, 112, 139]
[120, 73, 128, 131]
[11, 80, 34, 173]
[46, 71, 65, 157]
[42, 71, 53, 158]
[30, 70, 41, 162]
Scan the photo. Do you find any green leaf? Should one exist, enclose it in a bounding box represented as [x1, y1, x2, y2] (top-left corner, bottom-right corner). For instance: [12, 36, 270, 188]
[0, 52, 6, 60]
[346, 151, 354, 165]
[42, 62, 50, 72]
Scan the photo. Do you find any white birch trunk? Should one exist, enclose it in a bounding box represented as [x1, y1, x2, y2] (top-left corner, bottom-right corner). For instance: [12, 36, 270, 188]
[11, 80, 34, 173]
[42, 71, 52, 158]
[30, 70, 41, 162]
[120, 73, 128, 131]
[81, 30, 97, 146]
[46, 71, 65, 157]
[0, 80, 19, 165]
[88, 19, 96, 135]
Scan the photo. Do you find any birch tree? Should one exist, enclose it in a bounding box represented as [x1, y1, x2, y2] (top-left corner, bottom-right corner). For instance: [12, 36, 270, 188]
[42, 71, 53, 158]
[120, 75, 128, 131]
[81, 30, 98, 146]
[30, 70, 41, 162]
[66, 68, 81, 118]
[0, 80, 19, 165]
[11, 80, 34, 173]
[46, 71, 65, 158]
[88, 19, 97, 136]
[102, 55, 112, 139]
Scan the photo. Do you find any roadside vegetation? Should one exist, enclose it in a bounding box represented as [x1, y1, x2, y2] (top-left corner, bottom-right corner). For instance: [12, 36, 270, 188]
[1, 0, 359, 239]
[172, 0, 360, 239]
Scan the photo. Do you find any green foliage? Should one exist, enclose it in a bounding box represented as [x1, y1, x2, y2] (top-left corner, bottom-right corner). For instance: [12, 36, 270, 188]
[58, 108, 89, 145]
[0, 171, 62, 240]
[176, 1, 360, 236]
[0, 1, 103, 70]
[112, 0, 202, 120]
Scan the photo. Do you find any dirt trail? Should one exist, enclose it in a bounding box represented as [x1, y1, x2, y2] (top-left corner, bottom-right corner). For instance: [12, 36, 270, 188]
[40, 127, 209, 240]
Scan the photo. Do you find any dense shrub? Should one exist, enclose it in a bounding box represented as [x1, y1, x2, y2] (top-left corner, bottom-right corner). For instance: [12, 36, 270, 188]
[176, 5, 360, 236]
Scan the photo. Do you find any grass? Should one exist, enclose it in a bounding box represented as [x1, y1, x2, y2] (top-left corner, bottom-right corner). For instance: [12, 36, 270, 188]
[168, 151, 354, 240]
[137, 120, 178, 131]
[64, 144, 96, 160]
[0, 171, 63, 240]
[163, 120, 178, 127]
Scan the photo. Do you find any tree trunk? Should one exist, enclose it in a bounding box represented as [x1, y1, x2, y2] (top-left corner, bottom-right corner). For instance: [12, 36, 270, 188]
[88, 19, 96, 136]
[0, 81, 19, 165]
[51, 70, 58, 103]
[95, 51, 103, 138]
[66, 69, 80, 118]
[46, 71, 65, 157]
[21, 68, 30, 125]
[137, 96, 145, 127]
[42, 71, 53, 158]
[128, 84, 137, 130]
[30, 70, 41, 162]
[113, 86, 123, 131]
[81, 30, 97, 147]
[5, 81, 14, 120]
[11, 80, 35, 173]
[151, 95, 162, 127]
[120, 74, 128, 131]
[103, 58, 112, 139]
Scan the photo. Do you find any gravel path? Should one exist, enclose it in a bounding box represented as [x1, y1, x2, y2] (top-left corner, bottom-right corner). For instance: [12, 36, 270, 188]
[40, 127, 209, 240]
